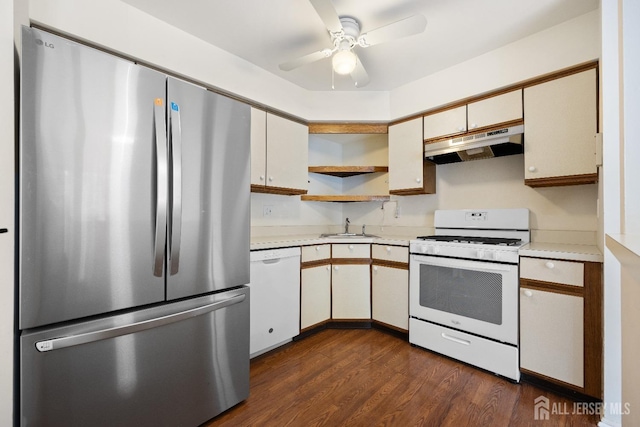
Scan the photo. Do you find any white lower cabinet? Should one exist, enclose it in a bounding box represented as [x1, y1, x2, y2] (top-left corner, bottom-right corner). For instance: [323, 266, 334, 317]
[371, 265, 408, 330]
[520, 287, 584, 387]
[300, 264, 331, 329]
[332, 264, 371, 319]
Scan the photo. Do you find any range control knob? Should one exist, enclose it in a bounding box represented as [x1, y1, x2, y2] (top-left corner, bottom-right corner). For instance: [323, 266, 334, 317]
[476, 249, 485, 259]
[421, 245, 429, 254]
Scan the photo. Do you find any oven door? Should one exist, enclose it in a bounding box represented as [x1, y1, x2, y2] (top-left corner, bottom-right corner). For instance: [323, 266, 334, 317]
[409, 254, 518, 345]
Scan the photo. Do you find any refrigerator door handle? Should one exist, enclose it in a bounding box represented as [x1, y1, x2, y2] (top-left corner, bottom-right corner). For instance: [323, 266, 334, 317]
[153, 98, 168, 277]
[169, 102, 182, 275]
[34, 293, 246, 352]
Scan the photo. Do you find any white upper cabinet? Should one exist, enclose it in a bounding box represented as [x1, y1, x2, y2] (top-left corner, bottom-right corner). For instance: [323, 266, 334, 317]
[250, 107, 267, 186]
[423, 90, 523, 141]
[423, 105, 466, 140]
[523, 68, 597, 186]
[250, 107, 308, 195]
[388, 117, 436, 195]
[467, 89, 523, 130]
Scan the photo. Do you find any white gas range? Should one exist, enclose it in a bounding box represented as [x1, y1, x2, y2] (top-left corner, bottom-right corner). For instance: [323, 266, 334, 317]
[409, 208, 529, 382]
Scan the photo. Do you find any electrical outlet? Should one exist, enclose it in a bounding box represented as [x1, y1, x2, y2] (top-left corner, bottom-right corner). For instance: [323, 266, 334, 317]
[263, 205, 274, 217]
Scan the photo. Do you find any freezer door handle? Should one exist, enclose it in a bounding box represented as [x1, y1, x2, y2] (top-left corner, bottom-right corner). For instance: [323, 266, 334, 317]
[169, 102, 182, 275]
[153, 98, 168, 277]
[34, 293, 246, 352]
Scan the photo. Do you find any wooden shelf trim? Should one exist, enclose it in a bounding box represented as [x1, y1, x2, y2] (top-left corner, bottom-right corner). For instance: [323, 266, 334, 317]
[308, 166, 389, 177]
[525, 173, 599, 188]
[251, 184, 308, 196]
[301, 195, 391, 202]
[308, 123, 388, 134]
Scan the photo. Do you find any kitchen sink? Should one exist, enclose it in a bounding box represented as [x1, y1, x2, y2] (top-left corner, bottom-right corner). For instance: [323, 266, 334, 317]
[319, 233, 380, 238]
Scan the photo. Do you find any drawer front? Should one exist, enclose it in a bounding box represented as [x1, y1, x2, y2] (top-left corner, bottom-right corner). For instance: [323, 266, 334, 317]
[409, 318, 520, 381]
[520, 257, 584, 287]
[301, 244, 331, 263]
[371, 244, 408, 264]
[332, 244, 370, 259]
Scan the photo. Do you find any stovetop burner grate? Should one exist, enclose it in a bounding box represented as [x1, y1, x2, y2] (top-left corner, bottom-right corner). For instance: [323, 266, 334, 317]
[416, 235, 523, 246]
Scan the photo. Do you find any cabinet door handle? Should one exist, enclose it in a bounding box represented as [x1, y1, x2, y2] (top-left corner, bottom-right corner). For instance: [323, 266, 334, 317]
[259, 175, 265, 181]
[386, 246, 392, 253]
[523, 290, 533, 297]
[373, 266, 378, 272]
[528, 166, 537, 173]
[416, 178, 422, 183]
[545, 261, 555, 269]
[470, 123, 477, 129]
[334, 266, 339, 271]
[326, 266, 330, 271]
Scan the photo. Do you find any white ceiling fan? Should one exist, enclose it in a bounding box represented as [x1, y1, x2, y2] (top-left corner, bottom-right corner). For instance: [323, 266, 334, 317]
[279, 0, 427, 88]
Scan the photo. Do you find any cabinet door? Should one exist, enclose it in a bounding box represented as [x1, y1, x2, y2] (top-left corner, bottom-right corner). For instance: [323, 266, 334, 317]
[524, 69, 597, 181]
[520, 287, 584, 387]
[332, 264, 370, 319]
[301, 264, 331, 329]
[467, 89, 522, 131]
[266, 113, 308, 191]
[389, 118, 429, 192]
[372, 265, 408, 330]
[423, 105, 466, 140]
[250, 107, 267, 186]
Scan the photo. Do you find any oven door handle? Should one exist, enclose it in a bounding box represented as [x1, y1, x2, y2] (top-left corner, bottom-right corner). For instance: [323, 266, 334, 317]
[411, 255, 514, 272]
[441, 333, 471, 346]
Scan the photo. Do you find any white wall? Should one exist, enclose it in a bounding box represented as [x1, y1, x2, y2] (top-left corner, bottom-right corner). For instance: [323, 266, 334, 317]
[390, 10, 601, 120]
[600, 0, 622, 426]
[0, 0, 14, 424]
[343, 154, 598, 241]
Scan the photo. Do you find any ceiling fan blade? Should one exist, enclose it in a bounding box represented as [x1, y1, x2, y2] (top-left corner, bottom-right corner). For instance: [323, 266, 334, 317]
[358, 14, 427, 47]
[279, 49, 332, 71]
[308, 0, 343, 33]
[350, 55, 370, 88]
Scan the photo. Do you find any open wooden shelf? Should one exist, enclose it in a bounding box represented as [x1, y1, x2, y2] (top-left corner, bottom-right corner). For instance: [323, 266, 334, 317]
[308, 166, 389, 178]
[301, 195, 390, 203]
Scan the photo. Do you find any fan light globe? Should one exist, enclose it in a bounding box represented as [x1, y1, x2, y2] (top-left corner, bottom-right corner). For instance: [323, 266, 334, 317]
[332, 50, 357, 75]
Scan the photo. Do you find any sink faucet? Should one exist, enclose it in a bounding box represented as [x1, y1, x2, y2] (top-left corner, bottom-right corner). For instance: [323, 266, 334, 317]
[344, 218, 350, 234]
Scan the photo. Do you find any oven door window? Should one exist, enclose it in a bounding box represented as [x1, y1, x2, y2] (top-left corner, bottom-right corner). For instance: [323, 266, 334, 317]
[419, 264, 502, 325]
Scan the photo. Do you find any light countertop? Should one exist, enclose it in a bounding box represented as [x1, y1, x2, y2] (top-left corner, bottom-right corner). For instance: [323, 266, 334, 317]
[519, 242, 603, 263]
[250, 234, 413, 251]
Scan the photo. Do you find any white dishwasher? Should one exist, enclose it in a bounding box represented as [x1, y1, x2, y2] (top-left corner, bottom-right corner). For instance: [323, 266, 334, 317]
[249, 247, 301, 358]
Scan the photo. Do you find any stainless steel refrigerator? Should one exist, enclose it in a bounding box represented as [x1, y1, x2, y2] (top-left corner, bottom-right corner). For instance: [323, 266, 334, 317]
[18, 26, 250, 427]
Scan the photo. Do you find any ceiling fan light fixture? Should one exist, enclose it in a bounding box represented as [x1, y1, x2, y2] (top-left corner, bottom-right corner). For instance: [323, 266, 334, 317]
[332, 49, 357, 75]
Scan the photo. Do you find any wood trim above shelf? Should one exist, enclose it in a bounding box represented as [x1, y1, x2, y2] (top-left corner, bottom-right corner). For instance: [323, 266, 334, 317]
[301, 195, 391, 202]
[308, 166, 389, 177]
[308, 123, 388, 134]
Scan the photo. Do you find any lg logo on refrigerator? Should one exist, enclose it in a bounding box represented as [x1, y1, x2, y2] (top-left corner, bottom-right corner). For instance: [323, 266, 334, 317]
[35, 39, 54, 49]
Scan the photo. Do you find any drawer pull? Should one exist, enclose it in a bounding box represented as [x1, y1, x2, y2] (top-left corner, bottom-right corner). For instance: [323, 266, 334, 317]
[441, 333, 470, 346]
[373, 266, 378, 272]
[315, 246, 320, 251]
[545, 261, 555, 269]
[386, 246, 392, 253]
[348, 245, 354, 250]
[523, 290, 533, 297]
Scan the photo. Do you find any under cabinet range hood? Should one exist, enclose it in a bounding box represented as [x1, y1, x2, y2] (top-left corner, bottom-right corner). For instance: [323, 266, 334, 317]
[424, 124, 524, 164]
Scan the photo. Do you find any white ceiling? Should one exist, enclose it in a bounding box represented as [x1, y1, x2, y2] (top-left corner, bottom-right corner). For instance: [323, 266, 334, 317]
[122, 0, 598, 92]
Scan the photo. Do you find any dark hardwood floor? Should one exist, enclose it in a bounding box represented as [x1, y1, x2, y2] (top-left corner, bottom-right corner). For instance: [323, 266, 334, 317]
[205, 328, 600, 426]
